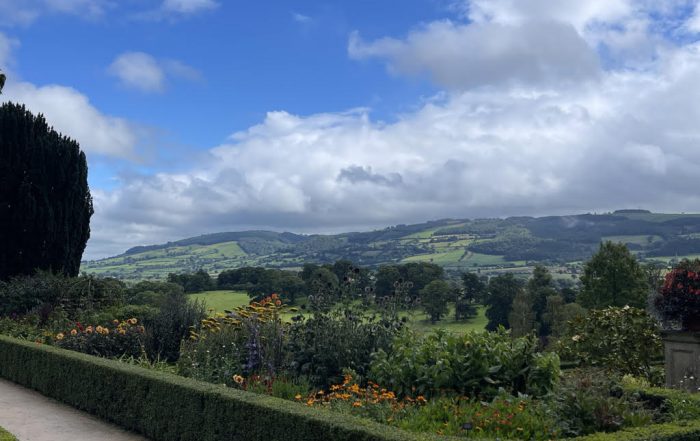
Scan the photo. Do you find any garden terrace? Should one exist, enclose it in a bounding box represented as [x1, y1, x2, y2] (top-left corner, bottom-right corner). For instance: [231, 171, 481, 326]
[1, 335, 700, 441]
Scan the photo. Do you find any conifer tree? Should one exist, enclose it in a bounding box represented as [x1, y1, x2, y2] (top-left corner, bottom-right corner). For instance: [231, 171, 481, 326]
[0, 102, 93, 280]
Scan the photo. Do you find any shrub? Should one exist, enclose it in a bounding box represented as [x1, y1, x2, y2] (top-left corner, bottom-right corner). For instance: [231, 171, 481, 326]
[560, 306, 662, 380]
[144, 292, 206, 362]
[550, 369, 655, 437]
[370, 328, 560, 400]
[286, 306, 402, 388]
[178, 295, 288, 385]
[653, 259, 700, 330]
[54, 318, 145, 359]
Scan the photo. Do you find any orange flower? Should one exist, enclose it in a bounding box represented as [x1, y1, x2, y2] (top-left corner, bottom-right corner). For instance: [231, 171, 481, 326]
[232, 374, 244, 384]
[352, 401, 362, 407]
[70, 329, 78, 336]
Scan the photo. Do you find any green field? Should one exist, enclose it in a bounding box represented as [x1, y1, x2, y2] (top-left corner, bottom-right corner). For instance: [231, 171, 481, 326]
[189, 290, 488, 334]
[188, 290, 250, 313]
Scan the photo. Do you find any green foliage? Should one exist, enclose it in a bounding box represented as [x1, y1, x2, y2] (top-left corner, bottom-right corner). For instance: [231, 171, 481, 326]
[143, 292, 207, 362]
[0, 427, 17, 441]
[374, 263, 444, 300]
[551, 369, 655, 438]
[0, 102, 92, 280]
[287, 307, 402, 388]
[420, 280, 452, 323]
[579, 242, 649, 309]
[542, 295, 585, 338]
[125, 280, 183, 306]
[0, 335, 448, 441]
[508, 289, 537, 337]
[370, 328, 560, 400]
[395, 395, 558, 440]
[0, 272, 125, 319]
[55, 319, 145, 359]
[218, 267, 306, 303]
[560, 307, 662, 379]
[178, 296, 288, 384]
[167, 270, 215, 293]
[484, 273, 523, 331]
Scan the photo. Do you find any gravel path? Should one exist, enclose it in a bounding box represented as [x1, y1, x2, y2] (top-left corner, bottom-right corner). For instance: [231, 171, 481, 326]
[0, 379, 149, 441]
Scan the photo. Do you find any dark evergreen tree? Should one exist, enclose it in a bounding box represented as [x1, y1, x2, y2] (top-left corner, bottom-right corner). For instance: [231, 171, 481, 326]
[485, 273, 524, 331]
[0, 103, 93, 280]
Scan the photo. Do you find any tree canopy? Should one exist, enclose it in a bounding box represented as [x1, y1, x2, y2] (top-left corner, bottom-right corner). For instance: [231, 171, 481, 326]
[578, 241, 649, 309]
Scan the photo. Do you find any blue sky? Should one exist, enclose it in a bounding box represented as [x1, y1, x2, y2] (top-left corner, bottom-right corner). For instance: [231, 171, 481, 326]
[2, 0, 700, 259]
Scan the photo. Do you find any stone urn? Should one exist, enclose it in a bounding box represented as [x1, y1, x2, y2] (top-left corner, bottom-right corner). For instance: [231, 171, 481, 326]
[661, 330, 700, 393]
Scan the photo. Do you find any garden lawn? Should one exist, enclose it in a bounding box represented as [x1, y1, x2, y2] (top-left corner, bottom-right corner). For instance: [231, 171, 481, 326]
[403, 305, 488, 334]
[0, 426, 16, 441]
[187, 290, 250, 313]
[190, 292, 488, 334]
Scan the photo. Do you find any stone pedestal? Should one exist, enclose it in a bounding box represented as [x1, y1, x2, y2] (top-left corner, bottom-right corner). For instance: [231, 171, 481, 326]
[661, 331, 700, 393]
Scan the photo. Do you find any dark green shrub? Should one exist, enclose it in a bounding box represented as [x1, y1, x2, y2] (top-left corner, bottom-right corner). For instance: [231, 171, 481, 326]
[144, 292, 206, 362]
[0, 335, 447, 441]
[371, 328, 560, 400]
[125, 281, 183, 306]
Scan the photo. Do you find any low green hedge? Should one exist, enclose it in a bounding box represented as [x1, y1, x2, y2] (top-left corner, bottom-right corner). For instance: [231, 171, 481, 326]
[0, 426, 17, 441]
[0, 336, 454, 441]
[572, 419, 700, 441]
[571, 386, 700, 441]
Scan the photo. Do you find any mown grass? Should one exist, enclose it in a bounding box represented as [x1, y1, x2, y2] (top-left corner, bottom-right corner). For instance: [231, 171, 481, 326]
[188, 290, 250, 313]
[189, 290, 488, 334]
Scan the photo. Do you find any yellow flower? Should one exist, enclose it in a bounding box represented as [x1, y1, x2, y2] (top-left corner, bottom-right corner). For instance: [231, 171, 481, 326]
[294, 394, 302, 400]
[86, 326, 93, 334]
[112, 319, 119, 325]
[128, 318, 138, 325]
[232, 374, 244, 384]
[70, 329, 78, 336]
[55, 333, 64, 340]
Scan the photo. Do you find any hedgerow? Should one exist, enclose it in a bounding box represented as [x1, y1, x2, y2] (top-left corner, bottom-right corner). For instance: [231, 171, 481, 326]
[0, 336, 453, 441]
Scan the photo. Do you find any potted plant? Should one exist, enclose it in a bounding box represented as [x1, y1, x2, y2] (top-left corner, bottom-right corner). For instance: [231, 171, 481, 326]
[654, 259, 700, 331]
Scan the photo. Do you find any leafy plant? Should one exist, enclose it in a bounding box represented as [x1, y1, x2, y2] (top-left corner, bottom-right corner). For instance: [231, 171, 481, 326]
[560, 306, 661, 380]
[144, 291, 206, 362]
[370, 328, 560, 400]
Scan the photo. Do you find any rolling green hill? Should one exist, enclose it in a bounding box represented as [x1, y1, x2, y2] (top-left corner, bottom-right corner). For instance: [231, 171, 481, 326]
[82, 210, 700, 280]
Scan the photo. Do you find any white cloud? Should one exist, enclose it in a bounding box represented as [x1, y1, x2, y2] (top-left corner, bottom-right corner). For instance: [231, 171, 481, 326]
[292, 12, 311, 24]
[0, 32, 140, 159]
[0, 0, 111, 25]
[108, 51, 200, 93]
[161, 0, 218, 14]
[86, 42, 700, 258]
[3, 81, 140, 158]
[349, 19, 600, 90]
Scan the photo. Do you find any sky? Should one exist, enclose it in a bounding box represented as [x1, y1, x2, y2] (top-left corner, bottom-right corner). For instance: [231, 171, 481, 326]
[2, 0, 700, 260]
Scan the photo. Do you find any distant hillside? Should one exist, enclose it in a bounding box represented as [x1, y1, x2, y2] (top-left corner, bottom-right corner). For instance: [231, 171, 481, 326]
[81, 211, 700, 280]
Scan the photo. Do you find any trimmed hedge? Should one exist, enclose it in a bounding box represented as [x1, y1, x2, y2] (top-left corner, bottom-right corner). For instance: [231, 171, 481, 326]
[571, 386, 700, 441]
[572, 420, 700, 441]
[0, 427, 17, 441]
[0, 336, 455, 441]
